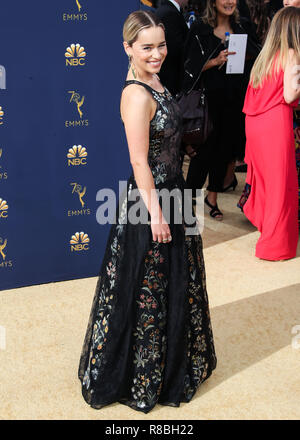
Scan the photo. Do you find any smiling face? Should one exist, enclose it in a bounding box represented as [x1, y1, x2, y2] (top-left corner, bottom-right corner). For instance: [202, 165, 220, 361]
[124, 26, 167, 77]
[283, 0, 300, 7]
[214, 0, 237, 16]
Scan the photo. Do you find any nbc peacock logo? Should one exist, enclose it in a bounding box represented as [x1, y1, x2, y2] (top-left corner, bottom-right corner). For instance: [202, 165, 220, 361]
[70, 231, 90, 252]
[67, 145, 87, 166]
[0, 106, 4, 125]
[0, 198, 8, 218]
[65, 43, 86, 66]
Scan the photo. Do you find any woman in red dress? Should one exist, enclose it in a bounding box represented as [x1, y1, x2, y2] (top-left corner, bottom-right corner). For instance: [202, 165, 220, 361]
[243, 6, 300, 261]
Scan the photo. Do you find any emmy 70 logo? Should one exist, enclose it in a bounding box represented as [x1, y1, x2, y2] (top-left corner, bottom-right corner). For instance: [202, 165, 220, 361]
[62, 1, 87, 21]
[70, 182, 86, 208]
[68, 91, 85, 118]
[0, 148, 8, 180]
[76, 0, 82, 12]
[0, 237, 7, 261]
[65, 92, 88, 128]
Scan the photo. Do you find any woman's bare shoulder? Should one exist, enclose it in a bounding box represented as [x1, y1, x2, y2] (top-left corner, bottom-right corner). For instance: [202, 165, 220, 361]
[121, 82, 151, 105]
[120, 82, 153, 121]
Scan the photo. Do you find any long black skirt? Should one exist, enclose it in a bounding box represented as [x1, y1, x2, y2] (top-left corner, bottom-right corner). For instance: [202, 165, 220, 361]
[78, 173, 217, 413]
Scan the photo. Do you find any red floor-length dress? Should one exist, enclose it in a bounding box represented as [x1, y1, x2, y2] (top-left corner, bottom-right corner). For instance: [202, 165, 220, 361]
[243, 65, 299, 260]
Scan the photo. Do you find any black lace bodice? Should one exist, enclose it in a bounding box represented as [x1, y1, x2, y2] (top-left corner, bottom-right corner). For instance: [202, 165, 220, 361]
[123, 80, 183, 185]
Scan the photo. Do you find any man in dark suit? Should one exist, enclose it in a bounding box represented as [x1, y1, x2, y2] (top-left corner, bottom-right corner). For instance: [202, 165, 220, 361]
[155, 0, 189, 96]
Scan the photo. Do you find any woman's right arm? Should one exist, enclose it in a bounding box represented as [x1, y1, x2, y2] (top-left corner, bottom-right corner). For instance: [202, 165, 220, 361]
[120, 85, 171, 243]
[284, 48, 300, 104]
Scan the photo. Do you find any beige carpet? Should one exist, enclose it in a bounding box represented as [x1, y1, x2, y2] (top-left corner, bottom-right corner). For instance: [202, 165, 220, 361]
[1, 169, 300, 420]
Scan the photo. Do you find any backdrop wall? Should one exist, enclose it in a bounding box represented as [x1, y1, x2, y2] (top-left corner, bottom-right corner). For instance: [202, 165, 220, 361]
[0, 0, 141, 290]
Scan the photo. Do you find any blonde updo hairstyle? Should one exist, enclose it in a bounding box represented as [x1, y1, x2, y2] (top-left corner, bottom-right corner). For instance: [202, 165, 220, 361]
[123, 10, 165, 47]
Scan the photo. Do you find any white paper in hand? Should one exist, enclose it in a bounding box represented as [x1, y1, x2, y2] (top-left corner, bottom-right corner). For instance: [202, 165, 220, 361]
[226, 34, 248, 74]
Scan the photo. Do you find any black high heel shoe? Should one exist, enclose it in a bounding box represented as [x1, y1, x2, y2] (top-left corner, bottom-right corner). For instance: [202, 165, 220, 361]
[222, 175, 238, 192]
[204, 196, 223, 221]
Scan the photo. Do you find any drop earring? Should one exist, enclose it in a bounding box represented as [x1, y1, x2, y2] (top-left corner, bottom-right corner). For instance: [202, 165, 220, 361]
[128, 55, 131, 71]
[131, 64, 137, 79]
[128, 55, 137, 79]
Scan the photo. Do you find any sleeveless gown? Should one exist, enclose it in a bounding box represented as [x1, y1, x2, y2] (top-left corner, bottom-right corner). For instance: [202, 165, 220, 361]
[78, 80, 217, 413]
[243, 67, 299, 260]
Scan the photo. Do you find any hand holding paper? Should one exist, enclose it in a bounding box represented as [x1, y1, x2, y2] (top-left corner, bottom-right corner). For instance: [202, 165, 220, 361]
[226, 34, 248, 74]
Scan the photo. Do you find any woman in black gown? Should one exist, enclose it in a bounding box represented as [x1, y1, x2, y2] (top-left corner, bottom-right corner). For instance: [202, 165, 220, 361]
[78, 10, 217, 414]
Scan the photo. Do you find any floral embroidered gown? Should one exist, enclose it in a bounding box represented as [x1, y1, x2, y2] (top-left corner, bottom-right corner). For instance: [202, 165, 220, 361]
[78, 80, 217, 413]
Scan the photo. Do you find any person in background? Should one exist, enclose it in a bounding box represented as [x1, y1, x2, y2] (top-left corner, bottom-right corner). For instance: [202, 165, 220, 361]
[182, 0, 260, 220]
[155, 0, 189, 95]
[245, 0, 271, 44]
[241, 0, 282, 20]
[284, 0, 300, 229]
[238, 0, 252, 19]
[242, 6, 300, 260]
[185, 0, 208, 19]
[267, 0, 285, 16]
[237, 1, 286, 208]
